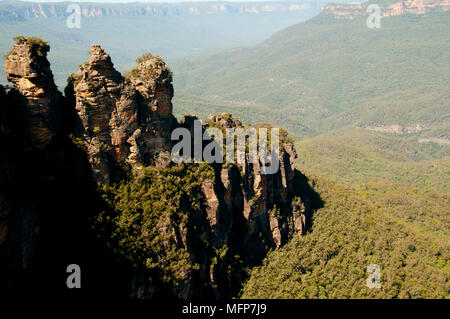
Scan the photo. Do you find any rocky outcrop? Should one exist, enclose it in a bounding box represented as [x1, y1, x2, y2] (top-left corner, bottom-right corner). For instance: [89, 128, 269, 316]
[162, 113, 317, 298]
[67, 45, 176, 183]
[5, 36, 63, 147]
[67, 44, 139, 183]
[363, 123, 426, 134]
[202, 114, 309, 250]
[0, 38, 321, 299]
[0, 81, 59, 298]
[126, 53, 176, 167]
[324, 0, 450, 19]
[1, 45, 131, 298]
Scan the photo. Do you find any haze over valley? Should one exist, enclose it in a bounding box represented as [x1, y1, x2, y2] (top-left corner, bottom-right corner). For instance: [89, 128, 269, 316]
[0, 0, 352, 85]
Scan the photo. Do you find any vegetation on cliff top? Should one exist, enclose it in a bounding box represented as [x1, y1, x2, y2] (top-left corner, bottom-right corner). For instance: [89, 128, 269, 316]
[13, 36, 49, 57]
[124, 52, 173, 82]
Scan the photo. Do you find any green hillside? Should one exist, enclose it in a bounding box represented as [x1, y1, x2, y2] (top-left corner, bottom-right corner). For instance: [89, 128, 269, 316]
[241, 172, 450, 298]
[240, 126, 449, 299]
[294, 128, 450, 192]
[173, 11, 450, 138]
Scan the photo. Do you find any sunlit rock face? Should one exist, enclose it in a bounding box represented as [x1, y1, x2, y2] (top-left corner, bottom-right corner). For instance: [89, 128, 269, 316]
[126, 52, 177, 167]
[68, 45, 176, 183]
[5, 36, 63, 147]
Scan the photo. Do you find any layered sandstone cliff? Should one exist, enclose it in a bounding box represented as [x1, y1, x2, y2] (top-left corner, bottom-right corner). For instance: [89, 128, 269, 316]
[0, 1, 316, 21]
[324, 0, 450, 19]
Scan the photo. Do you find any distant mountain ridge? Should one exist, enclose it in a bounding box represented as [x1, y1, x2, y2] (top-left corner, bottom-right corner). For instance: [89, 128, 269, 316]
[0, 0, 327, 21]
[0, 1, 338, 86]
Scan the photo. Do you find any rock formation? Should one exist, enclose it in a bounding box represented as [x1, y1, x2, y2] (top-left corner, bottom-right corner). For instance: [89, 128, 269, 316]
[155, 113, 316, 298]
[0, 37, 320, 299]
[5, 36, 63, 147]
[126, 53, 176, 167]
[67, 45, 176, 183]
[200, 113, 309, 251]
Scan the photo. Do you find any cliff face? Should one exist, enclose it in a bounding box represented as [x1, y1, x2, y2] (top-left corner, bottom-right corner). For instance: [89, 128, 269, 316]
[0, 37, 321, 299]
[161, 114, 316, 298]
[200, 114, 309, 249]
[0, 1, 316, 21]
[324, 0, 450, 19]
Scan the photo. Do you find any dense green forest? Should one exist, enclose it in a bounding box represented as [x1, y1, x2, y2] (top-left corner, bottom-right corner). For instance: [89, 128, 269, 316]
[241, 172, 449, 298]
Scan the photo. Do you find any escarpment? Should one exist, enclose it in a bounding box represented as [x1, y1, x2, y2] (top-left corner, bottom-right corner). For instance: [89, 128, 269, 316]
[0, 37, 322, 299]
[324, 0, 450, 19]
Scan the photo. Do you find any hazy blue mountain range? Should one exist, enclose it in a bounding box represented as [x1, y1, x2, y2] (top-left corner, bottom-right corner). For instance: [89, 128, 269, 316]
[0, 1, 360, 86]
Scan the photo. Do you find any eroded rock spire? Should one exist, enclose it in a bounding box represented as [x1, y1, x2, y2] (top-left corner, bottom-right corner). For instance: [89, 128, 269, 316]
[68, 45, 176, 183]
[5, 36, 63, 147]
